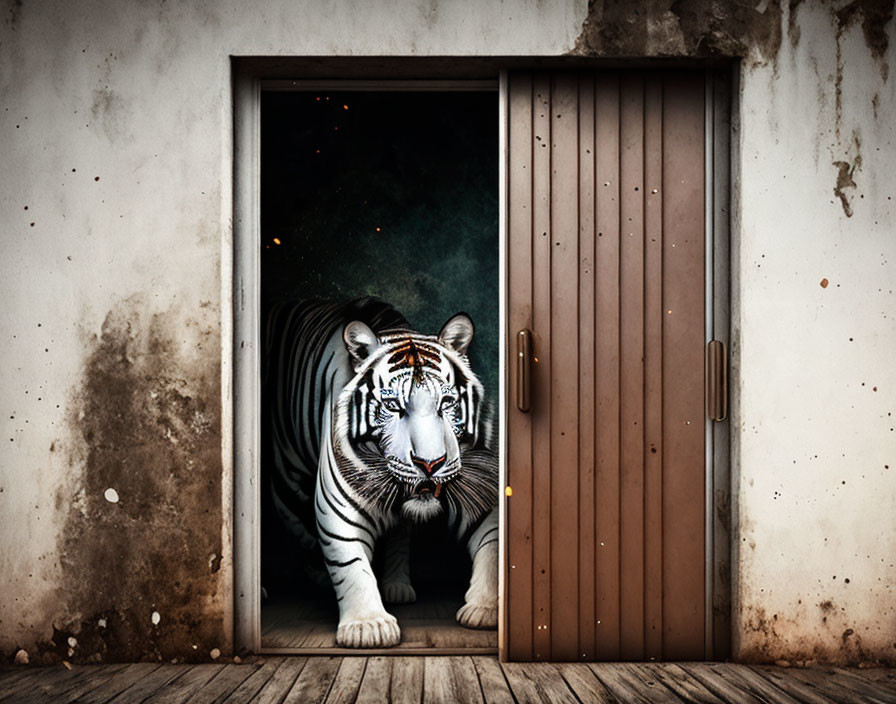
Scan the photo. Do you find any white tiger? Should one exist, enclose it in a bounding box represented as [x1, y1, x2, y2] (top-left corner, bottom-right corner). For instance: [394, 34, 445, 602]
[265, 298, 498, 648]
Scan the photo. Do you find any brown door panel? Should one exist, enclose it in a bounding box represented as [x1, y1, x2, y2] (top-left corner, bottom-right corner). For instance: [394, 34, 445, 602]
[506, 71, 706, 662]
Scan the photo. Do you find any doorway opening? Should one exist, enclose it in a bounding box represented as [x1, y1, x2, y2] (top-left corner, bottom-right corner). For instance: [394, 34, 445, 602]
[259, 86, 500, 652]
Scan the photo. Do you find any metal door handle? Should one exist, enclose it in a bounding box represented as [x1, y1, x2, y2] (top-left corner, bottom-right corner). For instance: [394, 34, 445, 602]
[706, 340, 727, 422]
[517, 329, 532, 412]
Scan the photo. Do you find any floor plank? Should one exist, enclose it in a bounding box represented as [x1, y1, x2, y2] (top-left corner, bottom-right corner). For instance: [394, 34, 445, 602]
[356, 657, 394, 704]
[501, 662, 578, 704]
[106, 664, 190, 704]
[471, 656, 514, 704]
[552, 662, 615, 703]
[141, 664, 223, 703]
[324, 658, 367, 704]
[221, 660, 284, 702]
[44, 665, 133, 704]
[71, 663, 163, 704]
[0, 668, 54, 700]
[589, 663, 685, 703]
[2, 664, 88, 702]
[833, 667, 896, 695]
[702, 664, 807, 704]
[283, 657, 341, 704]
[681, 663, 768, 704]
[749, 666, 842, 704]
[644, 663, 727, 703]
[423, 656, 483, 704]
[787, 667, 896, 704]
[249, 658, 307, 704]
[189, 664, 262, 704]
[390, 656, 424, 704]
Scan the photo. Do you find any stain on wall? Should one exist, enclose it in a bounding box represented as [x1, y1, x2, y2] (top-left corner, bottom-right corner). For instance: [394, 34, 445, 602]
[572, 0, 785, 63]
[833, 156, 861, 217]
[49, 298, 225, 663]
[834, 0, 893, 79]
[738, 598, 894, 666]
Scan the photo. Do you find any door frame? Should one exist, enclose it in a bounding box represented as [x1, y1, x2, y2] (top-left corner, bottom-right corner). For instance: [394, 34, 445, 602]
[231, 59, 733, 659]
[232, 68, 504, 654]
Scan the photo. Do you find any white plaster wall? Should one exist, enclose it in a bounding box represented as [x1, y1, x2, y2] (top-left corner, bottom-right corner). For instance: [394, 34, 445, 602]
[0, 0, 892, 664]
[733, 3, 896, 664]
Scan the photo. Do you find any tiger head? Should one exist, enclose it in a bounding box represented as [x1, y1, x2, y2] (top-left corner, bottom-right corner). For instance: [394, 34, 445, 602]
[334, 313, 487, 522]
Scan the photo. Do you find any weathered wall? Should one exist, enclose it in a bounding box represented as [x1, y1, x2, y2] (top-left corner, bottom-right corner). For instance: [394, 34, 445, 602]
[0, 0, 893, 665]
[732, 0, 896, 666]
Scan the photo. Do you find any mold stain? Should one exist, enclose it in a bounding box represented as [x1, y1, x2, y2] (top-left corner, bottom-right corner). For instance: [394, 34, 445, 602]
[833, 155, 861, 217]
[833, 1, 893, 141]
[835, 0, 893, 81]
[5, 0, 22, 30]
[739, 603, 892, 665]
[51, 297, 224, 663]
[90, 87, 130, 144]
[571, 0, 785, 64]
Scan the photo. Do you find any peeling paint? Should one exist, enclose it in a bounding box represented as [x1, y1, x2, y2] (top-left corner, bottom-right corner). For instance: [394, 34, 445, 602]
[47, 298, 224, 663]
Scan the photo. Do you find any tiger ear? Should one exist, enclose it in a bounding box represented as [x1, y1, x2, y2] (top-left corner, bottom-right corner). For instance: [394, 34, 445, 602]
[439, 313, 474, 355]
[344, 321, 380, 369]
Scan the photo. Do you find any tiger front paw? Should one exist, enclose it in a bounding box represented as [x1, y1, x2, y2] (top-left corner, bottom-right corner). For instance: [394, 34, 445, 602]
[336, 612, 401, 648]
[381, 581, 417, 604]
[457, 601, 498, 630]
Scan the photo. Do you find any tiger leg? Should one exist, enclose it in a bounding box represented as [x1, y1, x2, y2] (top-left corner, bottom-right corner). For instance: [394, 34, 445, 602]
[457, 506, 499, 629]
[380, 527, 417, 604]
[315, 455, 400, 647]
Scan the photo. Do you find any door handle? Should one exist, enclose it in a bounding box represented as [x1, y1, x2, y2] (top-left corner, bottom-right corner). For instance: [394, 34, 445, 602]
[516, 329, 532, 413]
[706, 340, 727, 422]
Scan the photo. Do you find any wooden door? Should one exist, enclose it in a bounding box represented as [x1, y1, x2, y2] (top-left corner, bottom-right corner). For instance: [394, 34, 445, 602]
[505, 71, 707, 661]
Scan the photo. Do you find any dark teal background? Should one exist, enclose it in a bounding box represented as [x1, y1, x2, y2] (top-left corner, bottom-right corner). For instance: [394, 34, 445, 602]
[260, 90, 499, 597]
[261, 90, 499, 398]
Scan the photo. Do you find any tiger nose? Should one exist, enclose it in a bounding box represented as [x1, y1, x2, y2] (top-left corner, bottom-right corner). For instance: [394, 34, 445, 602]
[410, 453, 447, 477]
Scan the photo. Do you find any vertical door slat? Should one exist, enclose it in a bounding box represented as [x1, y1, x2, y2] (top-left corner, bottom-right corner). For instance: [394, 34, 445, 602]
[643, 76, 665, 661]
[506, 73, 534, 661]
[530, 73, 553, 661]
[593, 73, 622, 661]
[618, 74, 647, 660]
[549, 74, 581, 661]
[661, 74, 706, 659]
[577, 74, 597, 662]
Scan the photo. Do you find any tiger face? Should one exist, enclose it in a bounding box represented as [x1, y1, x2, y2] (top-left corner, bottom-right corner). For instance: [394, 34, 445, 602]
[336, 313, 482, 522]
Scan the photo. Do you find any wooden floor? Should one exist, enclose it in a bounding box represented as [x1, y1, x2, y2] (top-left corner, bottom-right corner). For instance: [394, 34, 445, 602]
[262, 597, 497, 652]
[1, 658, 894, 703]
